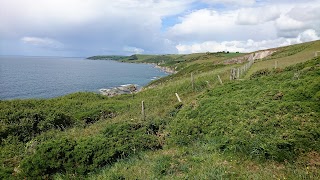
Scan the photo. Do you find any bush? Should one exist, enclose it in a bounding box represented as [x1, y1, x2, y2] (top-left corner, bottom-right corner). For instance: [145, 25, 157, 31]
[38, 112, 75, 131]
[19, 122, 161, 178]
[250, 68, 271, 79]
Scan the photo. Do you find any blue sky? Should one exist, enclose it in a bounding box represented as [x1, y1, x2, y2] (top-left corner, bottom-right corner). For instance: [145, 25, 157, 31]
[0, 0, 319, 57]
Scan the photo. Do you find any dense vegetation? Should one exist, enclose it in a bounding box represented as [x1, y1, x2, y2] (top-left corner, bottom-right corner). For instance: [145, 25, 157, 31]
[1, 41, 320, 179]
[170, 58, 320, 162]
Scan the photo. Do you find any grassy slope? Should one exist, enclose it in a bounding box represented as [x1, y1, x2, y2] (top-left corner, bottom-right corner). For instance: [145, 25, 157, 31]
[246, 40, 320, 78]
[85, 56, 320, 180]
[1, 41, 319, 179]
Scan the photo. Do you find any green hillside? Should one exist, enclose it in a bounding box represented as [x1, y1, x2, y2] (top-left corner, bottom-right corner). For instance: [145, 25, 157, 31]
[1, 41, 320, 179]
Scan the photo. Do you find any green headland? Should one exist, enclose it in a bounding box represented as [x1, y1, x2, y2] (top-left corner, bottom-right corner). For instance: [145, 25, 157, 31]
[1, 40, 320, 179]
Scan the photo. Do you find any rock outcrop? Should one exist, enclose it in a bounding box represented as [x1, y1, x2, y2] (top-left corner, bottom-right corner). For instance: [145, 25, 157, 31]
[223, 50, 276, 64]
[99, 84, 139, 97]
[154, 64, 177, 74]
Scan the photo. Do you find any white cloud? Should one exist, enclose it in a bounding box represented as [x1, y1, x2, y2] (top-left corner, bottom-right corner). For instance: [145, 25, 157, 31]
[275, 4, 320, 38]
[275, 15, 306, 31]
[297, 29, 319, 42]
[168, 1, 320, 46]
[21, 37, 65, 49]
[176, 29, 320, 54]
[167, 8, 277, 42]
[287, 4, 320, 22]
[123, 46, 145, 54]
[167, 9, 236, 41]
[202, 0, 256, 6]
[237, 6, 280, 25]
[1, 0, 320, 56]
[0, 0, 194, 55]
[176, 41, 244, 54]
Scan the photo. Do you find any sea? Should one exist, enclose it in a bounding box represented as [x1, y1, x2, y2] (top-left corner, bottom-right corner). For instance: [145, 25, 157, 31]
[0, 56, 168, 100]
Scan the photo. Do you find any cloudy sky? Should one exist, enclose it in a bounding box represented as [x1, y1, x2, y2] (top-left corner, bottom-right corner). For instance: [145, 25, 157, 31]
[0, 0, 319, 57]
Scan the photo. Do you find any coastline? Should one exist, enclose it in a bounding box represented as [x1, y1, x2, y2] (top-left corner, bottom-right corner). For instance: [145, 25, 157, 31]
[98, 64, 176, 97]
[97, 63, 176, 97]
[96, 61, 175, 97]
[153, 64, 177, 74]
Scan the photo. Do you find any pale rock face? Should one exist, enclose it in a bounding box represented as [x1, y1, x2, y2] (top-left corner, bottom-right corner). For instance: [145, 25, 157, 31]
[252, 50, 275, 60]
[223, 50, 276, 64]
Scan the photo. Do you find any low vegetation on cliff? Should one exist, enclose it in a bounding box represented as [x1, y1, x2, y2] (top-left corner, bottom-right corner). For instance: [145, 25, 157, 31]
[1, 40, 320, 179]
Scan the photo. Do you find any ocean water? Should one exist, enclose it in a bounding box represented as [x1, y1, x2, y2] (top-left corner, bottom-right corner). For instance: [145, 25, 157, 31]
[0, 56, 167, 100]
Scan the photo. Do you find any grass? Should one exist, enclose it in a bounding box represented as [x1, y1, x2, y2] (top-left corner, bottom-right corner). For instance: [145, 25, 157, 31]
[83, 56, 320, 180]
[1, 41, 320, 179]
[245, 40, 320, 78]
[70, 143, 319, 179]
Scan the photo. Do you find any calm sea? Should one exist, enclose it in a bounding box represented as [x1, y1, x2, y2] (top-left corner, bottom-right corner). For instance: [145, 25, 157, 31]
[0, 56, 167, 100]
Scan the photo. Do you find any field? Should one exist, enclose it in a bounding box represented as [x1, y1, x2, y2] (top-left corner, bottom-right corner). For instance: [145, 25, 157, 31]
[1, 40, 319, 179]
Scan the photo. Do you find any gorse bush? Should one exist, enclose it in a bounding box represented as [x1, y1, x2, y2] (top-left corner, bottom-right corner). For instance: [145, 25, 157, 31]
[0, 93, 123, 143]
[19, 121, 161, 178]
[250, 68, 271, 79]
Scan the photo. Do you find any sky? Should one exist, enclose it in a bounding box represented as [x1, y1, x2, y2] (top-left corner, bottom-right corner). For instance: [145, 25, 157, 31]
[0, 0, 320, 57]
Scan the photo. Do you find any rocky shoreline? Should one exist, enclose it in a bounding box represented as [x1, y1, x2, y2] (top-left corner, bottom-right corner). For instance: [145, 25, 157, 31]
[99, 84, 140, 97]
[99, 63, 175, 97]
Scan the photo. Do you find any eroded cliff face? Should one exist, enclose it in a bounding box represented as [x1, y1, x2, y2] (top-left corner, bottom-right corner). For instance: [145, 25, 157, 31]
[154, 65, 177, 74]
[224, 50, 276, 64]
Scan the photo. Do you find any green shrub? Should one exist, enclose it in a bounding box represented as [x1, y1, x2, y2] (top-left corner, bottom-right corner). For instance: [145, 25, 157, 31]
[19, 122, 161, 178]
[0, 136, 24, 179]
[250, 68, 271, 79]
[20, 137, 76, 179]
[38, 112, 75, 131]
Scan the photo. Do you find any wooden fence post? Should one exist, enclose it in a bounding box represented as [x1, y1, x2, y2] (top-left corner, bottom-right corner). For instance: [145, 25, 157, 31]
[191, 72, 195, 91]
[237, 68, 240, 79]
[275, 60, 278, 69]
[217, 75, 223, 85]
[206, 81, 211, 87]
[141, 101, 145, 120]
[175, 93, 182, 102]
[230, 68, 236, 80]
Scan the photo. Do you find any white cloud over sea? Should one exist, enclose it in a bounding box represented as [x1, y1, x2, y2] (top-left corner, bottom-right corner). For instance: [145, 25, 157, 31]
[0, 0, 319, 56]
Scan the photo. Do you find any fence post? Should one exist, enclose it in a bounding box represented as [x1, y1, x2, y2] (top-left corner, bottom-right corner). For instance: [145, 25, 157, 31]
[217, 75, 223, 85]
[275, 60, 278, 69]
[206, 81, 210, 87]
[191, 72, 195, 91]
[237, 68, 240, 79]
[175, 93, 182, 102]
[141, 101, 145, 120]
[230, 68, 237, 80]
